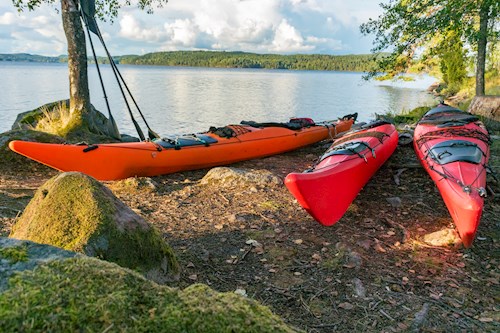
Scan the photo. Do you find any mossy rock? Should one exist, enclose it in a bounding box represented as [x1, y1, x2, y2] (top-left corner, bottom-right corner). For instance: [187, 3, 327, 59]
[0, 255, 297, 332]
[201, 167, 282, 187]
[0, 238, 78, 292]
[9, 172, 178, 283]
[11, 100, 123, 143]
[12, 100, 70, 130]
[109, 177, 159, 194]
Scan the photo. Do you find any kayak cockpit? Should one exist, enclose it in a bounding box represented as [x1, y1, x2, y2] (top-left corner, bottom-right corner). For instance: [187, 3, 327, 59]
[427, 140, 484, 165]
[154, 134, 218, 149]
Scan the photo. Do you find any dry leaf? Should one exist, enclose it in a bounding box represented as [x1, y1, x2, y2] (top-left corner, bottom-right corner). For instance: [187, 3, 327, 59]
[312, 253, 321, 261]
[374, 242, 386, 253]
[338, 302, 354, 310]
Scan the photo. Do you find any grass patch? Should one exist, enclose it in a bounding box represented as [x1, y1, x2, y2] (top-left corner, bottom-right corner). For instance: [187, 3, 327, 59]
[259, 200, 281, 211]
[0, 245, 28, 263]
[33, 102, 80, 137]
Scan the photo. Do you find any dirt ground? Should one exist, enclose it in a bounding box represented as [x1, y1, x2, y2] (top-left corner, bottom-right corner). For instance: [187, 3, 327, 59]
[0, 140, 499, 332]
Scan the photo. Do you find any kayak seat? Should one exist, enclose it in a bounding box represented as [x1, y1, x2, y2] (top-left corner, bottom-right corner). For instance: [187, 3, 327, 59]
[427, 140, 483, 165]
[240, 120, 304, 130]
[419, 112, 478, 125]
[155, 134, 218, 149]
[424, 105, 463, 116]
[320, 141, 370, 161]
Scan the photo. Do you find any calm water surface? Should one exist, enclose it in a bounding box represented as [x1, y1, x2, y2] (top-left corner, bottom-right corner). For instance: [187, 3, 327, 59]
[0, 62, 438, 136]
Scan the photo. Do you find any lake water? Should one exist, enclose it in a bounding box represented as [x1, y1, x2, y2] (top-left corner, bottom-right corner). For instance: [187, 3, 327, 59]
[0, 62, 438, 137]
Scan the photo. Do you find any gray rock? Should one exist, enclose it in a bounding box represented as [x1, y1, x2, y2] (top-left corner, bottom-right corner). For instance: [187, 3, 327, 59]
[386, 196, 402, 208]
[201, 167, 282, 187]
[423, 228, 461, 247]
[0, 237, 77, 292]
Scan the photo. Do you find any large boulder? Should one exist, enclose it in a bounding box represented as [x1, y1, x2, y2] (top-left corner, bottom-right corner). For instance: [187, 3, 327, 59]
[9, 172, 178, 283]
[0, 240, 296, 332]
[11, 100, 127, 143]
[468, 96, 500, 131]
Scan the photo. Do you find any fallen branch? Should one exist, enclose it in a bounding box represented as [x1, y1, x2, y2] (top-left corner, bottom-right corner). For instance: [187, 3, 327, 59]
[381, 217, 410, 243]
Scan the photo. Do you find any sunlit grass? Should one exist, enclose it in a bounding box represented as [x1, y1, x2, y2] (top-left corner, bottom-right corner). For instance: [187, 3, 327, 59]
[33, 102, 77, 137]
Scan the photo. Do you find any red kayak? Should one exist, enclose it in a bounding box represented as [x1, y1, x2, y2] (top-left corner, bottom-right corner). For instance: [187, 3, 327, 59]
[414, 104, 490, 247]
[285, 121, 398, 226]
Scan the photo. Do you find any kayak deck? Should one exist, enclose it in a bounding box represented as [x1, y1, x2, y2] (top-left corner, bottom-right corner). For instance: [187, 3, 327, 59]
[9, 117, 355, 181]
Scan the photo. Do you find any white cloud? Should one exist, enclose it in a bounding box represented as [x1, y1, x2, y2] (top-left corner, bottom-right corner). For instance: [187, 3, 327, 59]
[271, 19, 313, 52]
[0, 0, 384, 56]
[0, 12, 17, 25]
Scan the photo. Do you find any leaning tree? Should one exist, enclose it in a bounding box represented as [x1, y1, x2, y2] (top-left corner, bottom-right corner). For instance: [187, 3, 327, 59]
[12, 0, 168, 136]
[360, 0, 499, 96]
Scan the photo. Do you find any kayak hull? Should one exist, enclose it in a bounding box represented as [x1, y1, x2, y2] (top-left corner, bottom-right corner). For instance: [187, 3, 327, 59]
[9, 119, 354, 181]
[413, 105, 490, 247]
[285, 122, 398, 226]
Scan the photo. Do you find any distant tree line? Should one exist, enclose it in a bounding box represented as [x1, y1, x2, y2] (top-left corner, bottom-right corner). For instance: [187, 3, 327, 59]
[117, 51, 383, 72]
[1, 51, 384, 72]
[0, 53, 66, 63]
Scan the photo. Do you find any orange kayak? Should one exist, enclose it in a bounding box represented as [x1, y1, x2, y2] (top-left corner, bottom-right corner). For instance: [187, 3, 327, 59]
[9, 116, 355, 181]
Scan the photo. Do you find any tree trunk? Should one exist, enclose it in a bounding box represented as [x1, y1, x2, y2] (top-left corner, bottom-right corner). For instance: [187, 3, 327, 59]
[475, 1, 489, 96]
[61, 0, 91, 120]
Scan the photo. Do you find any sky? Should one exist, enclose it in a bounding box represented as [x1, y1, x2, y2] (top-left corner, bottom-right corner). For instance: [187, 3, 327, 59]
[0, 0, 384, 57]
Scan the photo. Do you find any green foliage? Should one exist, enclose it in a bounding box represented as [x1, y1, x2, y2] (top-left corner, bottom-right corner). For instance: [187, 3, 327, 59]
[117, 51, 381, 72]
[11, 0, 169, 21]
[2, 51, 384, 72]
[0, 53, 65, 62]
[379, 106, 432, 125]
[435, 32, 467, 95]
[393, 106, 432, 124]
[360, 0, 500, 81]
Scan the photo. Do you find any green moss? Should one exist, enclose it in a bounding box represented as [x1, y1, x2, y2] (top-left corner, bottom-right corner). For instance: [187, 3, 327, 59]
[0, 257, 296, 332]
[259, 200, 281, 211]
[10, 172, 178, 277]
[92, 223, 179, 274]
[10, 173, 109, 251]
[320, 248, 346, 270]
[0, 245, 28, 263]
[14, 100, 69, 128]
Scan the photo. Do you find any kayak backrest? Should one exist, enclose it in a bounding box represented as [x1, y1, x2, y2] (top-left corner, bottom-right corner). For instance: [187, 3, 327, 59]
[240, 120, 304, 130]
[424, 105, 462, 116]
[320, 141, 369, 161]
[419, 106, 478, 126]
[427, 139, 483, 165]
[155, 134, 218, 149]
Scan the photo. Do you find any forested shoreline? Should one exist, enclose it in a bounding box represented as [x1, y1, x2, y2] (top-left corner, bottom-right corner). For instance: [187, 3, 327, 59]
[0, 51, 382, 72]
